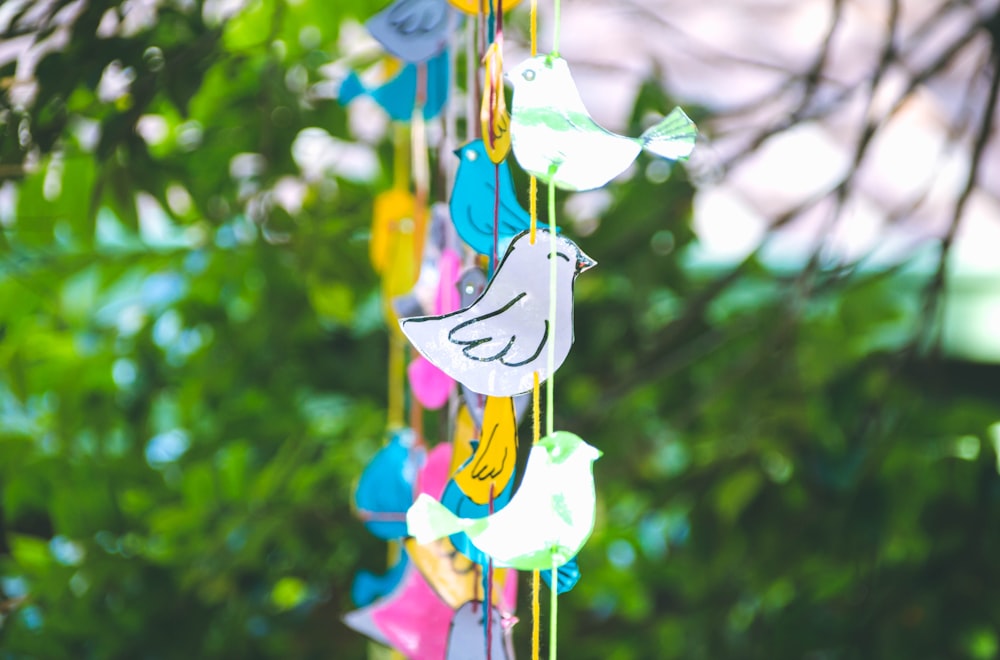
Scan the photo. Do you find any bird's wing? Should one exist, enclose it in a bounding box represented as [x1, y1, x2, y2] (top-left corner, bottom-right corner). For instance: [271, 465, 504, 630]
[447, 292, 548, 367]
[452, 396, 518, 503]
[388, 0, 447, 35]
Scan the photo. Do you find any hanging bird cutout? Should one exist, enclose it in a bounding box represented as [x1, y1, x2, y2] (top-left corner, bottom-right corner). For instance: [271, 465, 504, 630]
[339, 49, 451, 121]
[452, 396, 518, 504]
[480, 41, 511, 163]
[407, 431, 602, 571]
[399, 229, 595, 396]
[450, 140, 532, 259]
[507, 55, 698, 191]
[367, 0, 456, 63]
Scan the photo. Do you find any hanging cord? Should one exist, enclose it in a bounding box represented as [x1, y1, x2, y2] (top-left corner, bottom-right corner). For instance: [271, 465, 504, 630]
[528, 2, 541, 657]
[546, 179, 557, 437]
[489, 0, 504, 270]
[549, 554, 558, 660]
[552, 0, 561, 56]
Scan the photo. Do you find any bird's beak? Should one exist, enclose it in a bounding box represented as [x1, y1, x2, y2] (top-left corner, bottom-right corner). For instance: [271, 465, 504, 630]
[452, 147, 462, 158]
[576, 251, 597, 273]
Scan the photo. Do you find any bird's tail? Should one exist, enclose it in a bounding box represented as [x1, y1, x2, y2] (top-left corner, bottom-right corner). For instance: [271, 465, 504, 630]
[338, 71, 366, 105]
[407, 493, 483, 544]
[541, 556, 582, 594]
[639, 107, 698, 161]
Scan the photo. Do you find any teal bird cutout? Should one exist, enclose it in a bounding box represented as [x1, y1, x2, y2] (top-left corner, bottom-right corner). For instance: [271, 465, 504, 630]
[507, 54, 698, 191]
[407, 431, 601, 571]
[449, 140, 533, 259]
[339, 49, 450, 121]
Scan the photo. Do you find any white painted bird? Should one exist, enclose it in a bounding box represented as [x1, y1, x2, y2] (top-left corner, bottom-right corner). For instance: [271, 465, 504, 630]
[399, 228, 596, 397]
[407, 431, 602, 570]
[507, 54, 698, 191]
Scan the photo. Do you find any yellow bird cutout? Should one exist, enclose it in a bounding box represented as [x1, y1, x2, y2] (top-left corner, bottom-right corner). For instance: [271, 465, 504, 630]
[480, 41, 510, 164]
[449, 405, 478, 476]
[448, 0, 522, 15]
[452, 396, 518, 505]
[370, 190, 419, 331]
[403, 537, 516, 608]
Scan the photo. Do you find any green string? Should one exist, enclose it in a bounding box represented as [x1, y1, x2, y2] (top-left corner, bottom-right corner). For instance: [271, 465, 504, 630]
[552, 0, 561, 56]
[549, 554, 558, 660]
[546, 180, 557, 438]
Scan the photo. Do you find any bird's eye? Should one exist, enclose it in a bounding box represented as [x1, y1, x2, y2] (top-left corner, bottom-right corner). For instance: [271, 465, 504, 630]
[464, 284, 475, 295]
[465, 149, 477, 161]
[522, 69, 535, 82]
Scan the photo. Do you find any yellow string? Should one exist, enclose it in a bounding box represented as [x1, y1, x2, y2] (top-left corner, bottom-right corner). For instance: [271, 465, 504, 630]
[531, 368, 541, 659]
[528, 3, 541, 658]
[531, 568, 541, 660]
[530, 0, 537, 56]
[388, 335, 404, 428]
[529, 177, 537, 244]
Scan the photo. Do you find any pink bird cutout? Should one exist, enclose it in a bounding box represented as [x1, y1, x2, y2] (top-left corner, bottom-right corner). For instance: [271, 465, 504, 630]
[408, 248, 463, 409]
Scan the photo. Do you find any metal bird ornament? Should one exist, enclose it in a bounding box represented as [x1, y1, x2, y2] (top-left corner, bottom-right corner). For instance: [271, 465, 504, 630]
[407, 431, 602, 571]
[507, 54, 698, 191]
[399, 229, 595, 397]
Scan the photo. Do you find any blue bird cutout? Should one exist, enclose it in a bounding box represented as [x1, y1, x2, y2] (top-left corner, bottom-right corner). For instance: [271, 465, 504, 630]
[351, 554, 409, 607]
[339, 49, 450, 122]
[354, 429, 424, 540]
[449, 140, 534, 263]
[439, 439, 581, 594]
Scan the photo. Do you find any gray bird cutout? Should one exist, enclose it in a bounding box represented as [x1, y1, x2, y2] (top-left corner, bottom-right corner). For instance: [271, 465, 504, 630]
[400, 229, 596, 397]
[367, 0, 456, 64]
[507, 54, 698, 191]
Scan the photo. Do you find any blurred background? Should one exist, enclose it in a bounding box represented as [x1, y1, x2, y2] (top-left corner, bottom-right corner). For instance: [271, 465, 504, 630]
[2, 0, 1000, 657]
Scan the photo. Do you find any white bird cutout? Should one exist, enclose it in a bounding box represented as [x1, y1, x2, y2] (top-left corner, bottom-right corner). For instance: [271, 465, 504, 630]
[399, 229, 595, 397]
[507, 54, 698, 191]
[407, 431, 602, 571]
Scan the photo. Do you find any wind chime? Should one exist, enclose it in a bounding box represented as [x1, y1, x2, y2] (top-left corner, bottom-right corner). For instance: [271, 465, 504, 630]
[342, 0, 696, 658]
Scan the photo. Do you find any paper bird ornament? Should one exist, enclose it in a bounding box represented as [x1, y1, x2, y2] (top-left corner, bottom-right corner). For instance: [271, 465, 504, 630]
[407, 248, 462, 409]
[407, 431, 602, 571]
[351, 554, 408, 607]
[448, 0, 522, 14]
[354, 429, 424, 540]
[343, 563, 453, 659]
[400, 229, 595, 396]
[440, 411, 582, 592]
[405, 443, 518, 611]
[508, 54, 697, 191]
[451, 395, 518, 504]
[339, 49, 450, 121]
[480, 41, 511, 163]
[393, 202, 460, 320]
[450, 141, 532, 260]
[367, 0, 456, 63]
[446, 601, 514, 660]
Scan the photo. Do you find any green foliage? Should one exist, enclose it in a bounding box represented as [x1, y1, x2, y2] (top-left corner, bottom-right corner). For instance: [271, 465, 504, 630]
[3, 2, 1000, 659]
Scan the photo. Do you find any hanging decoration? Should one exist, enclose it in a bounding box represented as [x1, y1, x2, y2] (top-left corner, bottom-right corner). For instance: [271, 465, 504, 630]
[400, 229, 595, 397]
[507, 55, 697, 191]
[340, 0, 697, 657]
